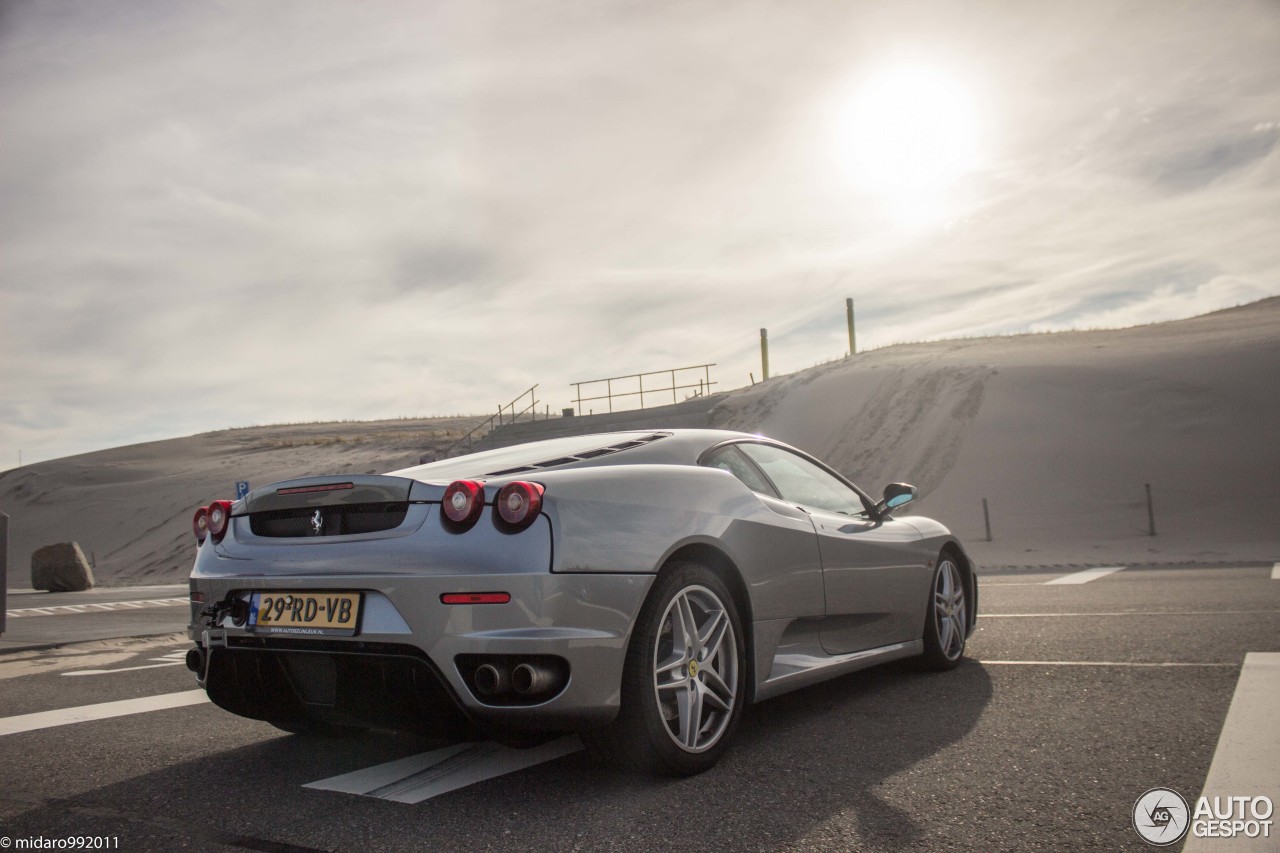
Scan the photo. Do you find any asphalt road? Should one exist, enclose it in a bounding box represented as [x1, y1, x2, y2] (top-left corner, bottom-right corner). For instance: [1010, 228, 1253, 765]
[1, 563, 1277, 852]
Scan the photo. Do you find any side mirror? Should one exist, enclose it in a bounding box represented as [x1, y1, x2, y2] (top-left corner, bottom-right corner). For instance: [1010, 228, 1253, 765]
[881, 483, 917, 512]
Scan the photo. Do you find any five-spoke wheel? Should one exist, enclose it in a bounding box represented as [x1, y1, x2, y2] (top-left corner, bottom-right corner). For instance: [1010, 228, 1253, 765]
[922, 554, 968, 669]
[581, 561, 746, 776]
[652, 584, 739, 752]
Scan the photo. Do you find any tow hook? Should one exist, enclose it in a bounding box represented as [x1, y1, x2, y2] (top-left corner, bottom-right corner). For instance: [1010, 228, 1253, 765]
[190, 628, 226, 684]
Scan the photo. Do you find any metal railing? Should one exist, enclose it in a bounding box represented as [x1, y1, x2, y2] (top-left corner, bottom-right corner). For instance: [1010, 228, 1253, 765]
[570, 364, 715, 415]
[439, 385, 540, 459]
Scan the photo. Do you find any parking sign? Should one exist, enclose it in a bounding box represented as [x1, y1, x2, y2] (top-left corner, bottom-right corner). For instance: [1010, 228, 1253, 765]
[235, 481, 250, 500]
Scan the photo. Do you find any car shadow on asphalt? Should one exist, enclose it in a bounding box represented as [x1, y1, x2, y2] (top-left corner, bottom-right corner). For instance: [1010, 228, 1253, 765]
[2, 661, 992, 851]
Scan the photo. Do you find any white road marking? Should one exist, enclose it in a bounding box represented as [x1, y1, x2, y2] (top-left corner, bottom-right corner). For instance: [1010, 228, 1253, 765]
[981, 610, 1279, 618]
[62, 661, 186, 677]
[1183, 653, 1280, 853]
[1044, 566, 1126, 585]
[5, 597, 187, 619]
[978, 582, 1048, 587]
[0, 690, 209, 736]
[1271, 562, 1279, 580]
[305, 736, 584, 803]
[980, 660, 1237, 667]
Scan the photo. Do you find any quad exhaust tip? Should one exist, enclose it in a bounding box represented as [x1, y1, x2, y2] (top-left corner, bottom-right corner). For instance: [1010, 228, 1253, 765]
[473, 663, 509, 696]
[511, 662, 558, 696]
[467, 659, 566, 700]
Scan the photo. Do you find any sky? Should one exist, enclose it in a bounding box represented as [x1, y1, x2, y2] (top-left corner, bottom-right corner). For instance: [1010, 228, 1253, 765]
[2, 0, 1279, 469]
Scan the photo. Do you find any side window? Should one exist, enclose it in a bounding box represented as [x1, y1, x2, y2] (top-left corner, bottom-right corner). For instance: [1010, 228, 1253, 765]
[701, 445, 778, 497]
[737, 443, 866, 515]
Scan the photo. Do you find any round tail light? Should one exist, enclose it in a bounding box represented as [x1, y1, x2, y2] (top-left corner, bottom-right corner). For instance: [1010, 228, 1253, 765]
[192, 507, 209, 543]
[442, 480, 485, 531]
[206, 500, 233, 541]
[495, 481, 544, 532]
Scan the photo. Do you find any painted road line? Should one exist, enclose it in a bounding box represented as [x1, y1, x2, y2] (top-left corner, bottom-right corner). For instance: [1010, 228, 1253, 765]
[1272, 562, 1279, 580]
[63, 662, 187, 677]
[1044, 566, 1126, 585]
[0, 690, 209, 736]
[305, 736, 583, 803]
[63, 650, 189, 677]
[1184, 653, 1280, 853]
[980, 660, 1237, 667]
[5, 597, 187, 618]
[980, 610, 1279, 618]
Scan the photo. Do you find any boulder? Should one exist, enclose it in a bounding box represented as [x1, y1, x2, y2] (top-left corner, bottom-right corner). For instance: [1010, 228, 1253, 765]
[31, 542, 96, 592]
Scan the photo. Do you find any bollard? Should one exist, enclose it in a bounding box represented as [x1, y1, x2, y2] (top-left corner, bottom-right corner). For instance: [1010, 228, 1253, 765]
[1146, 483, 1156, 536]
[0, 511, 8, 636]
[760, 328, 770, 380]
[847, 297, 856, 356]
[982, 498, 992, 542]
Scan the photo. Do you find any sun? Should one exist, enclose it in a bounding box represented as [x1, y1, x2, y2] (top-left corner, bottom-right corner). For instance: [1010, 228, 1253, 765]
[835, 63, 982, 226]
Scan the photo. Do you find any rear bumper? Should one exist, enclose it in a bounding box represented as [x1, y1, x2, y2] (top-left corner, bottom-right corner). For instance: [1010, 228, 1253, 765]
[188, 570, 654, 732]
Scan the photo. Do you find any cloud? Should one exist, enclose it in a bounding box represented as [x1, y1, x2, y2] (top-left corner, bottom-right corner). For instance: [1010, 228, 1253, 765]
[2, 0, 1279, 466]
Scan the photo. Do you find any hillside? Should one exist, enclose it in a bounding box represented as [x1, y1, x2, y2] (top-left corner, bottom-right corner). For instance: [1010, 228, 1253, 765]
[2, 298, 1278, 586]
[710, 297, 1280, 566]
[0, 416, 485, 586]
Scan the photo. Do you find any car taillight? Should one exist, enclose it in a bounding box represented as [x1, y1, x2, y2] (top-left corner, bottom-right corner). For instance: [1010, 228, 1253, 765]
[206, 500, 233, 541]
[495, 481, 544, 532]
[442, 480, 485, 531]
[192, 507, 209, 543]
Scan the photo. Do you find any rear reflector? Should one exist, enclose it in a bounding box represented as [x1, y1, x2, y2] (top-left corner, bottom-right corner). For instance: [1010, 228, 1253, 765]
[277, 482, 355, 496]
[441, 592, 511, 605]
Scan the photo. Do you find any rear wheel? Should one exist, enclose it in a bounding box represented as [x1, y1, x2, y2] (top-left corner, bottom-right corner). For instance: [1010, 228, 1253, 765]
[582, 562, 745, 776]
[921, 554, 967, 670]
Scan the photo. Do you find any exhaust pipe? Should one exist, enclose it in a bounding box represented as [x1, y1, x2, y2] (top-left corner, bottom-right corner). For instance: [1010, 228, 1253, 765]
[185, 647, 205, 674]
[473, 663, 509, 697]
[511, 662, 561, 696]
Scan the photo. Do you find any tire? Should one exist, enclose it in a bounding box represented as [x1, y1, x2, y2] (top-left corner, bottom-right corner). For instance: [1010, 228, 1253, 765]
[581, 561, 746, 776]
[921, 552, 968, 670]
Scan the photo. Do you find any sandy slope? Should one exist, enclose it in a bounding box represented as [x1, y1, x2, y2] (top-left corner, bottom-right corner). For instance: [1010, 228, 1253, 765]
[2, 299, 1278, 587]
[0, 417, 484, 587]
[711, 297, 1280, 566]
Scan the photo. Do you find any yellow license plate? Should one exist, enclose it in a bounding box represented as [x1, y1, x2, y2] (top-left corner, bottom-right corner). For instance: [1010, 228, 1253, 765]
[250, 591, 361, 636]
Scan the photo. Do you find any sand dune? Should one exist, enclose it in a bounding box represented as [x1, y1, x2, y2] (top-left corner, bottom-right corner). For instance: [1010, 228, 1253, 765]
[712, 297, 1280, 566]
[2, 299, 1278, 587]
[0, 417, 485, 586]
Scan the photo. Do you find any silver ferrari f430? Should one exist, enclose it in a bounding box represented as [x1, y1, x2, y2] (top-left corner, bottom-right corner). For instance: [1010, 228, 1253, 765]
[186, 429, 977, 775]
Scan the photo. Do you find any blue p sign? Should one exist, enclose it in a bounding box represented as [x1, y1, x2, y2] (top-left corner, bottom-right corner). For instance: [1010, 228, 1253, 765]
[235, 481, 250, 500]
